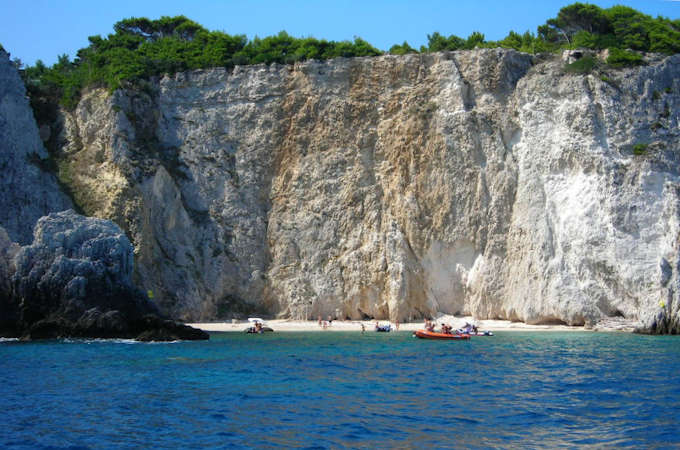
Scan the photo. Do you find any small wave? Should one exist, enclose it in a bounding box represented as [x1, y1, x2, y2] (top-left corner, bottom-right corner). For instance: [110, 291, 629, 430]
[59, 338, 182, 345]
[0, 337, 19, 343]
[61, 338, 139, 345]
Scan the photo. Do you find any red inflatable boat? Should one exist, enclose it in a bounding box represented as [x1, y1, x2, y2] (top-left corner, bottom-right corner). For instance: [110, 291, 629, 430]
[413, 330, 470, 340]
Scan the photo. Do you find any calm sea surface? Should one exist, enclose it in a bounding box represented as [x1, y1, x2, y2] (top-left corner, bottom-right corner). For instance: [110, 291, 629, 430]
[1, 331, 680, 449]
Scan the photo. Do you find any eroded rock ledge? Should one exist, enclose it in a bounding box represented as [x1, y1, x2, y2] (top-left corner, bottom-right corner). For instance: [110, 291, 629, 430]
[0, 210, 208, 341]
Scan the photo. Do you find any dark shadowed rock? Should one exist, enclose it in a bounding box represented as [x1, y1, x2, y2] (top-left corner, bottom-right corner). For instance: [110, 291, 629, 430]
[0, 50, 72, 245]
[133, 315, 210, 341]
[0, 226, 19, 337]
[1, 211, 207, 340]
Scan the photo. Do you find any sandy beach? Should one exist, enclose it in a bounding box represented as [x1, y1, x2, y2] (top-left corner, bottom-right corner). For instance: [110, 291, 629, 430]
[188, 315, 613, 333]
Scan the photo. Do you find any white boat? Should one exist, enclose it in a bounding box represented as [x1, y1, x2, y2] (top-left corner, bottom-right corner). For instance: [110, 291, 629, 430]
[244, 318, 274, 333]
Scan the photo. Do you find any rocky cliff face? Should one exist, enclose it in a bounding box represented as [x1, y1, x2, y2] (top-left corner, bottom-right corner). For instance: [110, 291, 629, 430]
[52, 49, 680, 331]
[0, 53, 206, 340]
[0, 50, 72, 244]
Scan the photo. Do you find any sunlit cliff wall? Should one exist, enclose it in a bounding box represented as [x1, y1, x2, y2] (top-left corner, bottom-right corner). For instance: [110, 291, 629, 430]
[8, 49, 680, 331]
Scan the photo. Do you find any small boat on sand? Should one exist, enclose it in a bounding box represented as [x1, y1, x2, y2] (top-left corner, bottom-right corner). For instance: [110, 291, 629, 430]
[244, 318, 274, 333]
[413, 330, 470, 340]
[457, 323, 494, 336]
[464, 330, 494, 336]
[375, 323, 392, 332]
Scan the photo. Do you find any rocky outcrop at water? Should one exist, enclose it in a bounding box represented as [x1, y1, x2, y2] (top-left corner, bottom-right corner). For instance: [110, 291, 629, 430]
[3, 46, 680, 333]
[0, 210, 208, 341]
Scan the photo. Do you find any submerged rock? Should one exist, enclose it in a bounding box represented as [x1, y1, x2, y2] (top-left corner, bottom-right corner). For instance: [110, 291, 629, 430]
[0, 211, 207, 341]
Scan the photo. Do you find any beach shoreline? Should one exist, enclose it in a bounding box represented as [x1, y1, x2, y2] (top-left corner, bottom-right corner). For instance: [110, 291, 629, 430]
[187, 316, 624, 333]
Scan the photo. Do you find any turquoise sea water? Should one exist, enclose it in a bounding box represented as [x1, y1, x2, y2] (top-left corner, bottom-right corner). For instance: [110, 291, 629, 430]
[1, 331, 680, 448]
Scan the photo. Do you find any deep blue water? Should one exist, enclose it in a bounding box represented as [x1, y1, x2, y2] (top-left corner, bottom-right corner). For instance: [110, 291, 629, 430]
[1, 331, 680, 449]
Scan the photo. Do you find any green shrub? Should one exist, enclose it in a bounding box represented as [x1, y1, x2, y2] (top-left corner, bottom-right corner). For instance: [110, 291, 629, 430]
[633, 143, 649, 155]
[389, 41, 417, 55]
[565, 55, 597, 74]
[22, 3, 680, 119]
[606, 48, 644, 67]
[538, 4, 680, 54]
[572, 31, 600, 49]
[21, 17, 382, 112]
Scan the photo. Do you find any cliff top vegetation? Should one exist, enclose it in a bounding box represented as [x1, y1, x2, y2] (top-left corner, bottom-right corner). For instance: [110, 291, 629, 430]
[17, 3, 680, 118]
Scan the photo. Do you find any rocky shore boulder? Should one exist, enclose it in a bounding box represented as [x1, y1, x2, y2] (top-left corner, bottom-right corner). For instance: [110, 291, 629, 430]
[0, 210, 208, 341]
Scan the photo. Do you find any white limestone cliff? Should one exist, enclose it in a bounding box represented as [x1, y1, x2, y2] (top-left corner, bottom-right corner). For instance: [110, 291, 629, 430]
[22, 49, 680, 331]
